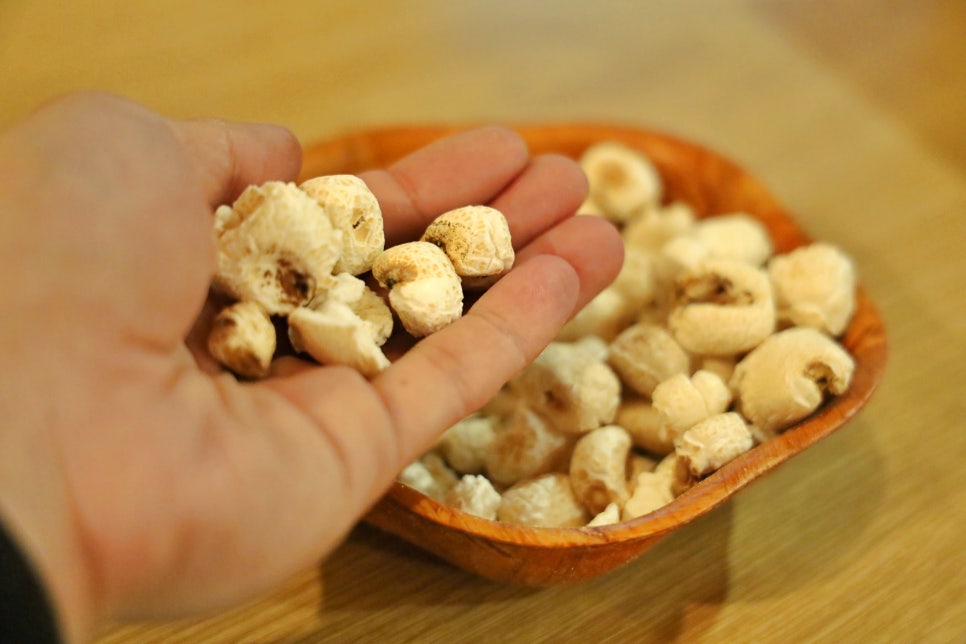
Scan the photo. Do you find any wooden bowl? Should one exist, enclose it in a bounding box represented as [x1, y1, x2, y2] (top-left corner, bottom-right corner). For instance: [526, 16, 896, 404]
[300, 123, 888, 586]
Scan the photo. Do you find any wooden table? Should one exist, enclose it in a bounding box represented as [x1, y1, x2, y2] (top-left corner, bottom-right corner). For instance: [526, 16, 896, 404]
[3, 1, 964, 641]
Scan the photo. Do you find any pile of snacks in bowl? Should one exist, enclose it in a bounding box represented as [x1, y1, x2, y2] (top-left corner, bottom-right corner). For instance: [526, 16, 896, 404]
[398, 139, 857, 529]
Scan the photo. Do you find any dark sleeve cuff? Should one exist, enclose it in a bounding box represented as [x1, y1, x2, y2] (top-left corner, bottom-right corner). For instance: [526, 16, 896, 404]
[0, 519, 61, 643]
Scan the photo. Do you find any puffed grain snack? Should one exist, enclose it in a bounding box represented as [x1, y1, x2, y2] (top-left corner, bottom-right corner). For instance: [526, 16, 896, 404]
[569, 425, 633, 515]
[445, 475, 502, 520]
[213, 181, 343, 315]
[371, 241, 464, 337]
[731, 327, 854, 433]
[498, 473, 589, 528]
[508, 341, 622, 434]
[767, 242, 856, 336]
[668, 259, 776, 356]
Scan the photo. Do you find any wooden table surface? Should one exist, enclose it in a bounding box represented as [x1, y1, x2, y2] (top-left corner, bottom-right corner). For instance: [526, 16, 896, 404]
[3, 1, 964, 642]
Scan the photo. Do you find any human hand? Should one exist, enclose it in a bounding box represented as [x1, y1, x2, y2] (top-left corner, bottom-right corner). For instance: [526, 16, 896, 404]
[0, 92, 623, 641]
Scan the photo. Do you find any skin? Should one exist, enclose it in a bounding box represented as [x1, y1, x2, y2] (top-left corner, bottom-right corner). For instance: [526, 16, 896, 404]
[0, 92, 623, 642]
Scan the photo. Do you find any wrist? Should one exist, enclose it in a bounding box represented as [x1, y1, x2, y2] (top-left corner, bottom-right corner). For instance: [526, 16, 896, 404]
[0, 412, 99, 642]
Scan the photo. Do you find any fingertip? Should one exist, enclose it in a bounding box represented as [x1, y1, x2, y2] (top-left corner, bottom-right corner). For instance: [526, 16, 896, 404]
[513, 214, 624, 315]
[172, 118, 304, 206]
[472, 124, 530, 164]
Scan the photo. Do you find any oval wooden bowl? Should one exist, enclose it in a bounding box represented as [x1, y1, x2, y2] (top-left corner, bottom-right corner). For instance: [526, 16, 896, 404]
[301, 123, 888, 586]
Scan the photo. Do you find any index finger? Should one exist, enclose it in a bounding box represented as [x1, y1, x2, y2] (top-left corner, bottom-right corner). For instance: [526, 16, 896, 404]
[171, 117, 304, 207]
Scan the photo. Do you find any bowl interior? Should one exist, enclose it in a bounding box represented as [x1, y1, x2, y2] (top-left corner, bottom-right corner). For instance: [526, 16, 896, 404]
[300, 123, 888, 585]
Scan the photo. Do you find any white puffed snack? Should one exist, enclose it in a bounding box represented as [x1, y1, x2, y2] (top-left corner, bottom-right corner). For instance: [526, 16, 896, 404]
[498, 473, 589, 528]
[420, 205, 514, 289]
[509, 341, 621, 434]
[287, 273, 393, 377]
[580, 141, 664, 223]
[569, 425, 633, 515]
[484, 408, 570, 487]
[371, 241, 464, 337]
[287, 306, 390, 378]
[668, 259, 776, 356]
[207, 301, 277, 379]
[767, 242, 857, 336]
[675, 412, 754, 478]
[616, 396, 674, 455]
[622, 201, 696, 253]
[694, 213, 773, 267]
[690, 369, 733, 416]
[586, 502, 622, 527]
[445, 475, 502, 520]
[397, 453, 459, 502]
[622, 471, 674, 521]
[299, 175, 385, 276]
[213, 181, 343, 315]
[731, 327, 855, 433]
[608, 322, 691, 396]
[611, 245, 659, 312]
[651, 373, 709, 440]
[437, 414, 498, 475]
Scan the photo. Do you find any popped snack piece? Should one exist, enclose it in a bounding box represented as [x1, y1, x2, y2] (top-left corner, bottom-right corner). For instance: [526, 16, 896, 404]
[437, 414, 498, 475]
[675, 412, 754, 478]
[509, 341, 622, 434]
[626, 452, 659, 483]
[572, 335, 612, 363]
[299, 174, 385, 275]
[654, 234, 712, 284]
[207, 301, 277, 379]
[697, 355, 737, 385]
[484, 408, 571, 487]
[313, 272, 394, 346]
[397, 453, 459, 502]
[569, 425, 633, 515]
[611, 245, 658, 308]
[586, 502, 621, 527]
[651, 373, 708, 440]
[287, 273, 393, 377]
[767, 242, 857, 336]
[287, 306, 389, 378]
[651, 370, 733, 442]
[690, 369, 733, 417]
[213, 181, 343, 314]
[580, 141, 664, 223]
[371, 241, 464, 337]
[622, 471, 674, 521]
[668, 259, 776, 356]
[498, 473, 589, 528]
[731, 326, 855, 433]
[694, 213, 773, 266]
[616, 396, 674, 455]
[622, 201, 696, 253]
[420, 205, 514, 288]
[445, 475, 502, 520]
[608, 322, 691, 397]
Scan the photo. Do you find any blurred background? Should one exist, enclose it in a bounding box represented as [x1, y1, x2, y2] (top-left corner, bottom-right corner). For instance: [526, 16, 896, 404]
[2, 1, 964, 641]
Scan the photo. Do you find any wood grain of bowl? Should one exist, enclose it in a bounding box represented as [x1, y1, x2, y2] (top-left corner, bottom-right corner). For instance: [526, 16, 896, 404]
[300, 123, 888, 586]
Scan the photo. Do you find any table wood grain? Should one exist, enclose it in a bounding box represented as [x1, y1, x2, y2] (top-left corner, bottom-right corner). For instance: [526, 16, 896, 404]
[2, 1, 963, 641]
